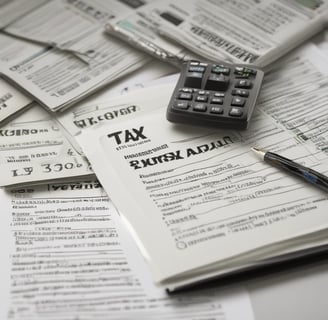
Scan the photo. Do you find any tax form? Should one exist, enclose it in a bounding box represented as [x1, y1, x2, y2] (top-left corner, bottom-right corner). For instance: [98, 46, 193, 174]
[56, 82, 176, 137]
[55, 60, 177, 137]
[0, 183, 254, 320]
[0, 0, 149, 111]
[76, 44, 328, 289]
[0, 104, 92, 187]
[0, 58, 176, 187]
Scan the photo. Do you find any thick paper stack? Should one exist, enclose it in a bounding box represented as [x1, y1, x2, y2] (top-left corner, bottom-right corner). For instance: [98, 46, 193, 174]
[76, 45, 328, 291]
[1, 1, 328, 318]
[107, 0, 328, 67]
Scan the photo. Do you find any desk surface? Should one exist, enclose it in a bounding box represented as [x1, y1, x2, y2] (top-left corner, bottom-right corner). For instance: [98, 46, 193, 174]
[248, 260, 328, 319]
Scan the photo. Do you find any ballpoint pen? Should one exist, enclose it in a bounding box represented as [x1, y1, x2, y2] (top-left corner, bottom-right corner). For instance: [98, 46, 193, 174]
[251, 147, 328, 192]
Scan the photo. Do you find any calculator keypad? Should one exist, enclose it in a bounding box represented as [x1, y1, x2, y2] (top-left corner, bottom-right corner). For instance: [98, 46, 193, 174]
[166, 60, 264, 129]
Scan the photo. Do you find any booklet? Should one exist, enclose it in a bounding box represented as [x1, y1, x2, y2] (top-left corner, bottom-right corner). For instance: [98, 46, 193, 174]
[107, 0, 328, 67]
[76, 44, 328, 291]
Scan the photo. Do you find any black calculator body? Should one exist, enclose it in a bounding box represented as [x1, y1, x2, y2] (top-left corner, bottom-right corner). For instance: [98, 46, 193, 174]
[166, 60, 264, 130]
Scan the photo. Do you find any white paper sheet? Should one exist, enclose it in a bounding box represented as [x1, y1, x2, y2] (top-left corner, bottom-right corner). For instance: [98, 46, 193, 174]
[0, 104, 93, 187]
[0, 78, 32, 125]
[56, 60, 177, 136]
[0, 184, 254, 320]
[0, 0, 150, 111]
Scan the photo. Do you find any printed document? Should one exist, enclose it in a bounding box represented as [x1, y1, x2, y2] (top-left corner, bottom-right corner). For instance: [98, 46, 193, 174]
[0, 60, 176, 187]
[0, 0, 48, 29]
[108, 0, 328, 67]
[56, 60, 177, 136]
[77, 44, 328, 290]
[0, 78, 32, 125]
[0, 183, 254, 320]
[106, 1, 198, 66]
[0, 0, 149, 111]
[0, 104, 92, 187]
[57, 82, 176, 137]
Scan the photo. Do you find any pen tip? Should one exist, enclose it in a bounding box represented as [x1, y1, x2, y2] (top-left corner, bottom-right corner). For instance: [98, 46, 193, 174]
[251, 147, 266, 159]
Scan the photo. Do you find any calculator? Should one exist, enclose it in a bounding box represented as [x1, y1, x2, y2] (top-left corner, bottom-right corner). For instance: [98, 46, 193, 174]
[166, 60, 264, 130]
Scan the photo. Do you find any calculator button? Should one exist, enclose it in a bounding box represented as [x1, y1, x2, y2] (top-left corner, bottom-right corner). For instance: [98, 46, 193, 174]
[244, 67, 257, 75]
[235, 79, 252, 88]
[234, 69, 250, 78]
[229, 107, 243, 117]
[196, 95, 208, 102]
[232, 89, 249, 97]
[173, 101, 189, 109]
[234, 67, 244, 73]
[210, 106, 224, 114]
[198, 90, 211, 95]
[235, 73, 251, 79]
[210, 97, 224, 104]
[231, 97, 245, 106]
[178, 92, 193, 100]
[234, 67, 257, 76]
[184, 72, 203, 88]
[190, 61, 200, 65]
[214, 92, 225, 97]
[179, 88, 194, 93]
[205, 74, 229, 91]
[193, 104, 207, 112]
[212, 66, 230, 75]
[189, 66, 206, 73]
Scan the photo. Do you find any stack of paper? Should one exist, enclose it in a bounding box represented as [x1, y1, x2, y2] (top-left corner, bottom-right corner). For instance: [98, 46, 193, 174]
[0, 182, 254, 320]
[0, 103, 93, 187]
[0, 0, 150, 112]
[76, 44, 328, 291]
[1, 1, 328, 318]
[0, 66, 176, 187]
[107, 0, 328, 67]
